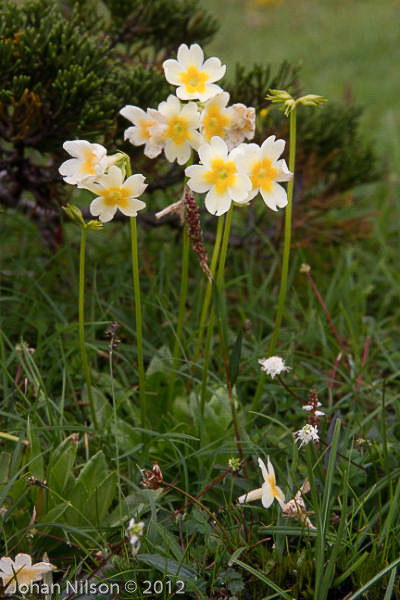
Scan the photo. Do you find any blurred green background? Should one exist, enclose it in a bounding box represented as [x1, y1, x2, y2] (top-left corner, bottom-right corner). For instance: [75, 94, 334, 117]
[199, 0, 400, 159]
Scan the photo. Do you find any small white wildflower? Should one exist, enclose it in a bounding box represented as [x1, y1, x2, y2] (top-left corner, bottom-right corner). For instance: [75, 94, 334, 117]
[315, 410, 325, 417]
[126, 518, 145, 556]
[238, 456, 285, 509]
[294, 424, 319, 449]
[302, 405, 313, 411]
[0, 554, 56, 595]
[258, 356, 289, 379]
[59, 140, 111, 186]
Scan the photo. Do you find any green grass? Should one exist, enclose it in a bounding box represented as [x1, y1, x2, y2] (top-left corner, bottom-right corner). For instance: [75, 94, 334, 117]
[1, 0, 400, 598]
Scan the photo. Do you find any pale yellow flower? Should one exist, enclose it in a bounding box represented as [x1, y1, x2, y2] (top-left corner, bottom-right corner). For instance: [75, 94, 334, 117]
[238, 456, 285, 509]
[200, 93, 256, 150]
[185, 136, 251, 216]
[163, 43, 226, 102]
[81, 165, 147, 222]
[234, 136, 292, 211]
[59, 140, 111, 185]
[152, 95, 202, 165]
[0, 553, 55, 595]
[120, 105, 163, 159]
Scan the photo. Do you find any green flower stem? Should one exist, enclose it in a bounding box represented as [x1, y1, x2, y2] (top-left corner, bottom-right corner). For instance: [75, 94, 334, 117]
[130, 217, 146, 426]
[200, 207, 233, 415]
[168, 220, 190, 408]
[79, 227, 98, 429]
[252, 107, 297, 411]
[192, 215, 224, 369]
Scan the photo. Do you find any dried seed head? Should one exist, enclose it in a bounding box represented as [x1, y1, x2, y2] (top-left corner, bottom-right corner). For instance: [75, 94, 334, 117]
[184, 186, 211, 280]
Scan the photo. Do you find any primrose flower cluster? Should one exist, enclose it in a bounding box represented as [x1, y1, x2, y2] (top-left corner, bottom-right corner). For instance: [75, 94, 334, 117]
[119, 43, 293, 217]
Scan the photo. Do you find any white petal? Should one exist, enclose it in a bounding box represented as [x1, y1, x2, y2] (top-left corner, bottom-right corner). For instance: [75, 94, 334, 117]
[124, 126, 146, 146]
[238, 487, 263, 503]
[162, 59, 184, 85]
[229, 173, 252, 203]
[205, 187, 231, 216]
[185, 164, 210, 193]
[118, 198, 146, 217]
[175, 141, 192, 165]
[261, 182, 288, 211]
[0, 557, 14, 575]
[188, 130, 203, 151]
[99, 205, 118, 223]
[178, 43, 204, 69]
[198, 136, 228, 165]
[63, 140, 91, 158]
[266, 456, 276, 480]
[59, 158, 80, 179]
[143, 140, 163, 159]
[197, 83, 224, 102]
[180, 102, 201, 128]
[102, 165, 124, 188]
[258, 457, 269, 482]
[202, 91, 230, 114]
[202, 56, 226, 83]
[261, 135, 286, 162]
[274, 159, 293, 182]
[123, 174, 147, 197]
[261, 482, 275, 508]
[274, 485, 286, 508]
[14, 554, 32, 569]
[158, 95, 181, 119]
[231, 143, 261, 174]
[120, 105, 146, 124]
[29, 562, 55, 576]
[90, 196, 105, 217]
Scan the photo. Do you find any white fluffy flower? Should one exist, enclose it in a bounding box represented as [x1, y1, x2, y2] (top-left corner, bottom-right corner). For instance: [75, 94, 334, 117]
[59, 140, 111, 185]
[258, 356, 289, 378]
[0, 553, 55, 595]
[152, 95, 202, 165]
[233, 136, 292, 211]
[294, 424, 319, 448]
[163, 43, 226, 102]
[238, 456, 285, 509]
[81, 165, 147, 223]
[120, 106, 163, 159]
[127, 518, 145, 556]
[185, 136, 252, 216]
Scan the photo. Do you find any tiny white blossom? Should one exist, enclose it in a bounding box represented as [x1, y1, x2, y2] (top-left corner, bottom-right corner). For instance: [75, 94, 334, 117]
[0, 554, 56, 595]
[126, 518, 145, 556]
[315, 410, 325, 417]
[163, 43, 226, 102]
[294, 424, 319, 448]
[120, 106, 164, 159]
[302, 405, 313, 411]
[238, 456, 285, 509]
[258, 356, 289, 378]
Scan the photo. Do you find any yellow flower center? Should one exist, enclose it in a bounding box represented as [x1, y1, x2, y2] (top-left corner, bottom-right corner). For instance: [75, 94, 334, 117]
[180, 65, 209, 94]
[82, 151, 97, 175]
[251, 158, 278, 192]
[267, 474, 280, 500]
[100, 186, 130, 209]
[205, 158, 237, 194]
[203, 106, 230, 141]
[139, 118, 154, 140]
[166, 115, 189, 145]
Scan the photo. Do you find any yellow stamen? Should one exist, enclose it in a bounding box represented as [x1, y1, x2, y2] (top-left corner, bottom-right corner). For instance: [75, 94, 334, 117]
[81, 151, 97, 175]
[180, 65, 209, 94]
[100, 186, 130, 209]
[267, 473, 281, 500]
[205, 158, 236, 194]
[166, 115, 189, 145]
[139, 118, 154, 140]
[203, 106, 230, 141]
[251, 157, 278, 192]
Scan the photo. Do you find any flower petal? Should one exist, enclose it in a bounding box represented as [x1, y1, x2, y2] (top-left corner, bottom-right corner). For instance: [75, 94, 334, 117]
[185, 164, 211, 193]
[123, 174, 147, 197]
[261, 135, 286, 162]
[274, 159, 293, 182]
[14, 554, 32, 569]
[205, 187, 231, 216]
[119, 105, 146, 124]
[198, 136, 228, 165]
[230, 143, 261, 174]
[229, 173, 252, 203]
[178, 43, 204, 69]
[202, 56, 226, 82]
[261, 481, 275, 508]
[260, 181, 288, 211]
[238, 487, 263, 503]
[63, 140, 91, 158]
[118, 198, 146, 217]
[162, 59, 184, 85]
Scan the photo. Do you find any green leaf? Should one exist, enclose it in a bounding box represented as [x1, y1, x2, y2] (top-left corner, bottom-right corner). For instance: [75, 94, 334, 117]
[137, 554, 198, 581]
